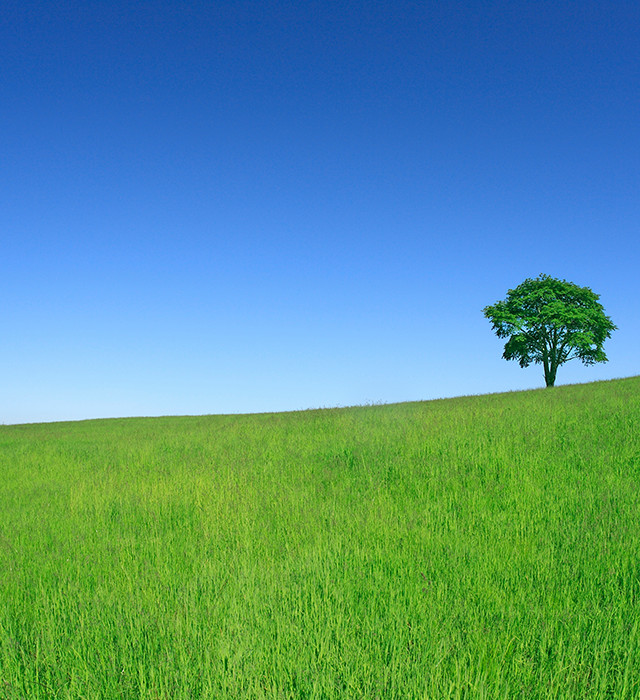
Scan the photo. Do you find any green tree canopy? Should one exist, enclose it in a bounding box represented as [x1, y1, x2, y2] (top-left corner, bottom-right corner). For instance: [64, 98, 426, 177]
[483, 274, 617, 387]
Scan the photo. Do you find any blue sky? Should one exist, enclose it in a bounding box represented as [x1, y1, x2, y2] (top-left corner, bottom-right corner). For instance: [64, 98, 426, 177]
[2, 0, 638, 424]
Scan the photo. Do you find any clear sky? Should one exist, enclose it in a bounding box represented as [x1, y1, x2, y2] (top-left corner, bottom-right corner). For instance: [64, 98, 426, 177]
[2, 0, 638, 424]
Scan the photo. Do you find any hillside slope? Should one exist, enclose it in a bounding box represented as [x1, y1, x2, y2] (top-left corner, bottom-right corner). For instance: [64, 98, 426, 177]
[1, 376, 639, 698]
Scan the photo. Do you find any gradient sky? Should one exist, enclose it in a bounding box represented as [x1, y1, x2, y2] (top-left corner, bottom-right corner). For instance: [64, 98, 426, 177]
[2, 0, 638, 424]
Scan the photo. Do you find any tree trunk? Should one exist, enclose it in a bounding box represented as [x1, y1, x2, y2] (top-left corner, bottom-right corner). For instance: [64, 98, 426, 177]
[545, 364, 557, 387]
[544, 336, 558, 387]
[543, 356, 550, 387]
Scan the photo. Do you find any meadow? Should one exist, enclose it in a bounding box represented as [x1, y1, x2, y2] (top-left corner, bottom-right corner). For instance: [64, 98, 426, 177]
[1, 376, 639, 698]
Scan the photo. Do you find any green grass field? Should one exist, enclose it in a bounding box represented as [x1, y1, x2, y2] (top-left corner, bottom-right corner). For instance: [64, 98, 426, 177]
[1, 376, 639, 698]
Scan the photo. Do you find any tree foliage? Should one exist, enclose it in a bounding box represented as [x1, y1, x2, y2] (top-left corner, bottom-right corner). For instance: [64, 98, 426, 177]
[483, 274, 617, 387]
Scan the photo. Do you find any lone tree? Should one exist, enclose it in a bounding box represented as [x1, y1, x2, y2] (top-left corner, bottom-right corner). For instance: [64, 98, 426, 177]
[483, 274, 616, 387]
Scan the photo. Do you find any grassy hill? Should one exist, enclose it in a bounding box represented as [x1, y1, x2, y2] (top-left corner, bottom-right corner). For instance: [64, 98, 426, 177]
[1, 377, 639, 698]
